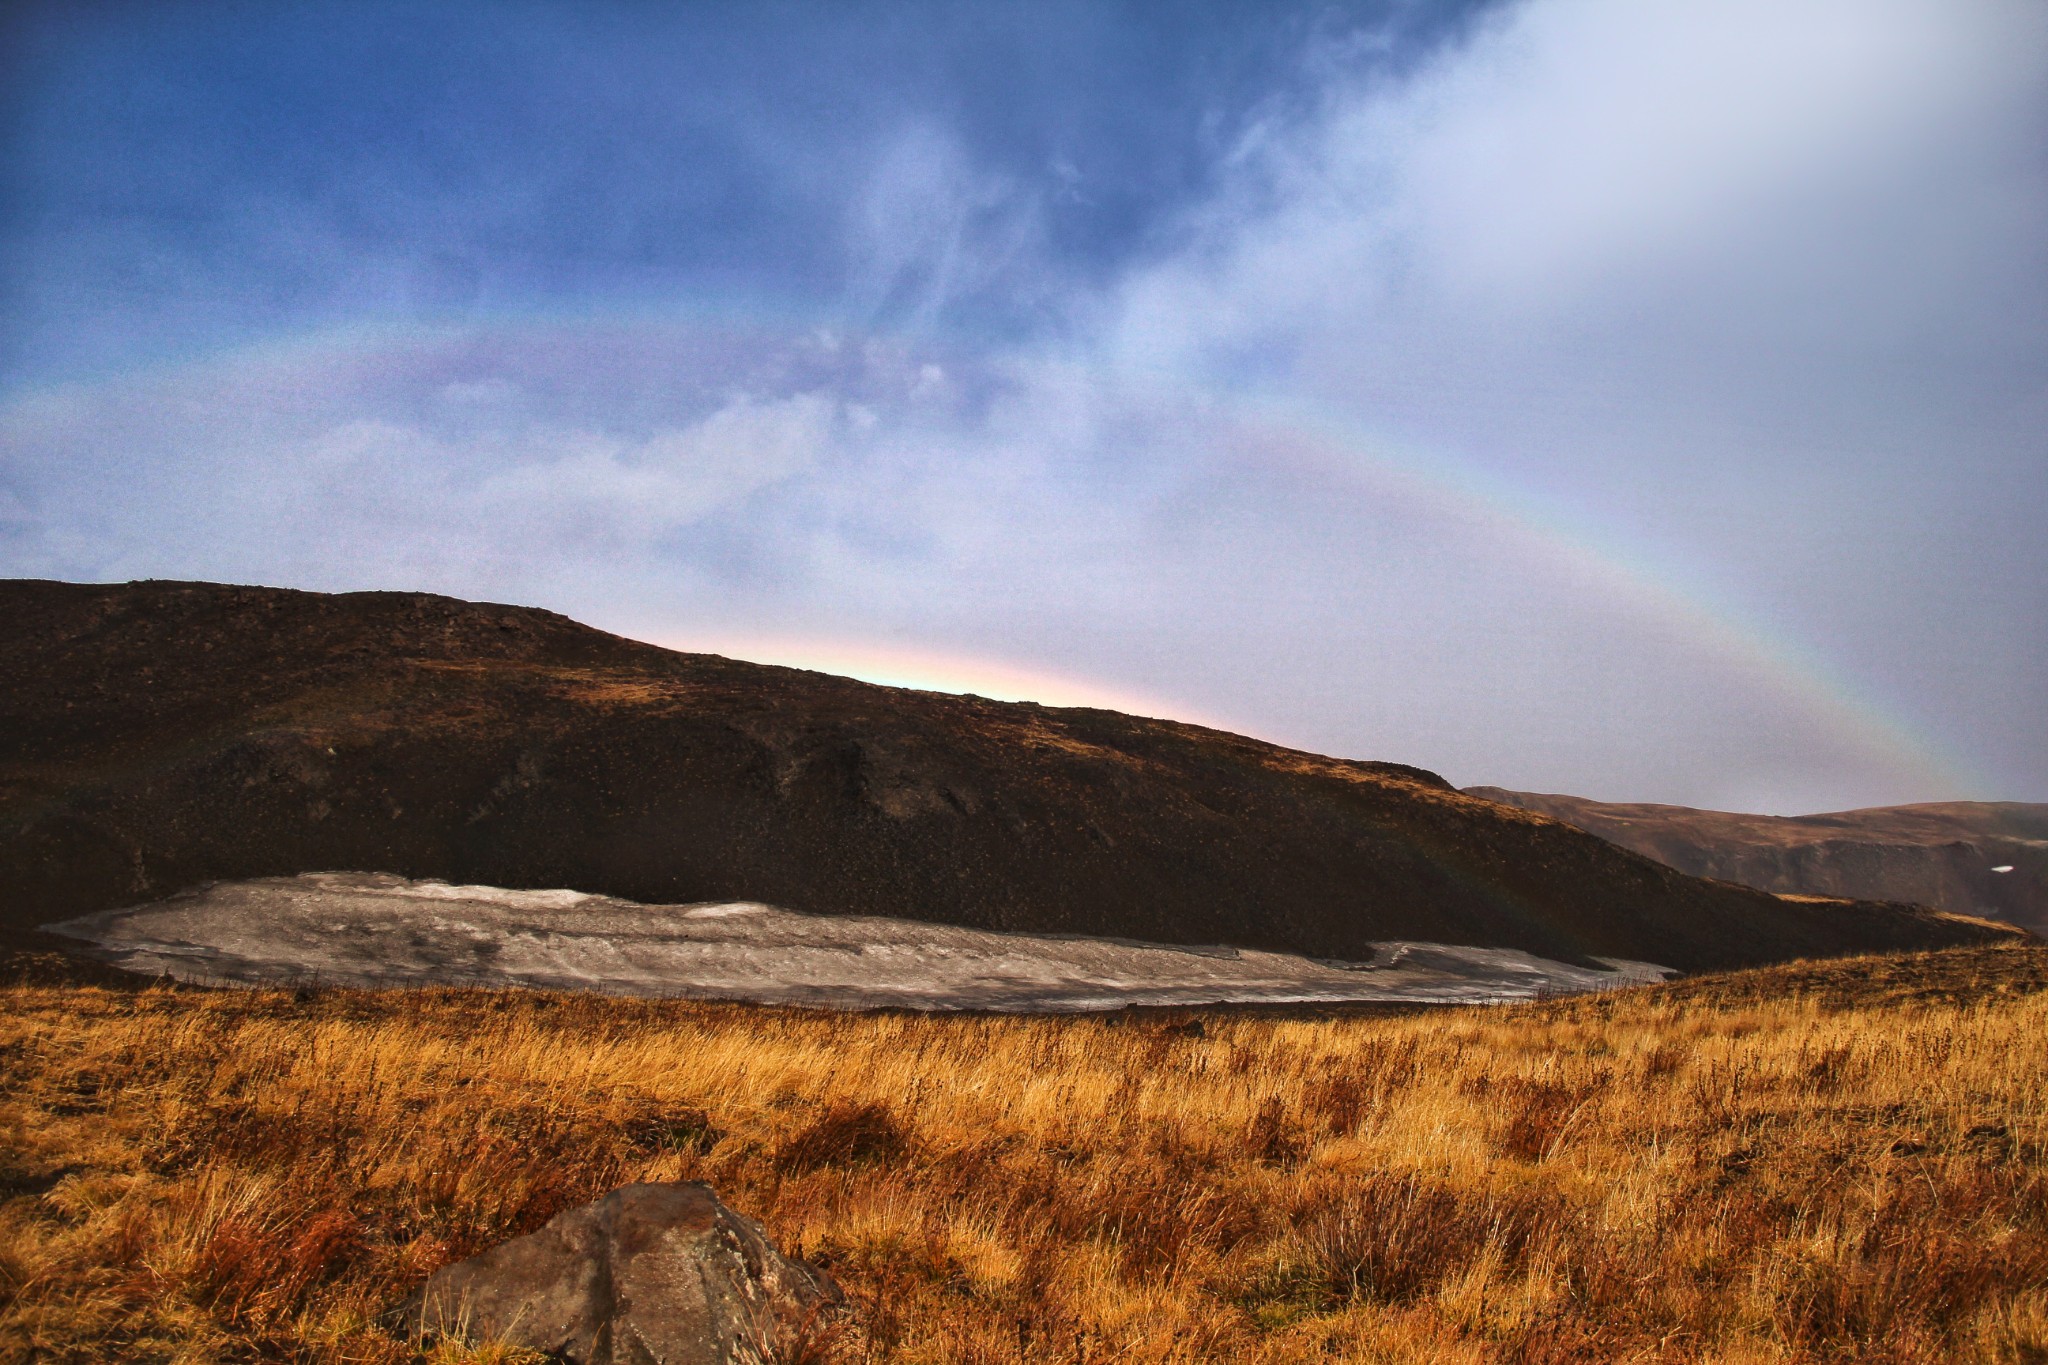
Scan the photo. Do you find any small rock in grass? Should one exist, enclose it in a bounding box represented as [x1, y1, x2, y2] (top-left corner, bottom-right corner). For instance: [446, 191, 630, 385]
[400, 1181, 840, 1364]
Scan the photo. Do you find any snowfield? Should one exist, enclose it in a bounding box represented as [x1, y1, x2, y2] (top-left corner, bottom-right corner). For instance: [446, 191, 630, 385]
[47, 871, 1673, 1010]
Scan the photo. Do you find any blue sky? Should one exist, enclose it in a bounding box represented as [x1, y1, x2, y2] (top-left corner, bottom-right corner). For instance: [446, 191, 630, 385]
[4, 1, 1473, 373]
[3, 0, 2045, 811]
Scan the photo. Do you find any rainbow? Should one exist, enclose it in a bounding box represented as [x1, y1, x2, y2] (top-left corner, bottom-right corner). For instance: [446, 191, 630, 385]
[1238, 391, 1984, 800]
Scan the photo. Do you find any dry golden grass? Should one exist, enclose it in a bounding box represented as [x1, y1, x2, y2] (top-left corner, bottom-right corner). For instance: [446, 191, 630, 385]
[2, 945, 2045, 1364]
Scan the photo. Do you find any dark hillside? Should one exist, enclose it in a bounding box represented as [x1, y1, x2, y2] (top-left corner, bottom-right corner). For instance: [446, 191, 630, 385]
[1468, 788, 2048, 935]
[0, 579, 2020, 970]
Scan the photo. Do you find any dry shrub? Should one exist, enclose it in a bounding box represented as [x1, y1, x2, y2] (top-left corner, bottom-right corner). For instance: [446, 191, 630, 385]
[1497, 1079, 1591, 1162]
[1302, 1073, 1374, 1136]
[191, 1204, 361, 1325]
[775, 1101, 910, 1174]
[1502, 1318, 1624, 1365]
[146, 1097, 366, 1175]
[1772, 1168, 2048, 1353]
[1248, 1095, 1308, 1166]
[1291, 1174, 1560, 1306]
[1088, 1164, 1262, 1272]
[619, 1103, 721, 1157]
[1804, 1044, 1853, 1092]
[1301, 1038, 1420, 1140]
[1640, 1041, 1685, 1078]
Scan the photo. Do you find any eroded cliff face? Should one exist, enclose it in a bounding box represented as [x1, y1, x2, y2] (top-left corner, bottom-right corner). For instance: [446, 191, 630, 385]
[1466, 789, 2048, 936]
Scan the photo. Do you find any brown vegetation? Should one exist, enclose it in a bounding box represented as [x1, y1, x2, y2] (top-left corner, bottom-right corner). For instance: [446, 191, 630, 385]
[4, 944, 2046, 1363]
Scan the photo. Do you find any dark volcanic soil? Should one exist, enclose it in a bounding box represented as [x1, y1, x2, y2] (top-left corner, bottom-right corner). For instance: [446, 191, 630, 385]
[1466, 788, 2048, 936]
[0, 579, 2021, 971]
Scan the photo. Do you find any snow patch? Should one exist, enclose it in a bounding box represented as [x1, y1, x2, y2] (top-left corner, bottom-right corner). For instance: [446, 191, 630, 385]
[46, 872, 1675, 1012]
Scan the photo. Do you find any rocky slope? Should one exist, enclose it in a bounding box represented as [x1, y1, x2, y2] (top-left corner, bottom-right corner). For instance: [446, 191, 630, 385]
[1467, 788, 2048, 935]
[0, 579, 2019, 972]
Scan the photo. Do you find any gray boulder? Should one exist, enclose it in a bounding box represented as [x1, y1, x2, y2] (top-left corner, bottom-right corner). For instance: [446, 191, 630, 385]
[404, 1182, 840, 1364]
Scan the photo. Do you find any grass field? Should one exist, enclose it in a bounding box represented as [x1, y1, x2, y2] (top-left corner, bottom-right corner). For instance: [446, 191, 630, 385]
[3, 944, 2045, 1364]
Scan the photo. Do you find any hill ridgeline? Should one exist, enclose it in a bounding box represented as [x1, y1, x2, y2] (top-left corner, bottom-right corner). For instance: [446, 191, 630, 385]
[1466, 788, 2047, 936]
[0, 579, 2021, 972]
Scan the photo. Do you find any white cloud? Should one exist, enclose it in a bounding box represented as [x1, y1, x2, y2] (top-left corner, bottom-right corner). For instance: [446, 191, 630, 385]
[1114, 0, 2048, 367]
[847, 124, 1046, 331]
[1377, 0, 2040, 302]
[476, 392, 837, 534]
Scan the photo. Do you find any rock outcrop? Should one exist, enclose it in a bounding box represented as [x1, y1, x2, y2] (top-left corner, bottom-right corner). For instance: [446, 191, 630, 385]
[1467, 789, 2048, 936]
[403, 1182, 839, 1364]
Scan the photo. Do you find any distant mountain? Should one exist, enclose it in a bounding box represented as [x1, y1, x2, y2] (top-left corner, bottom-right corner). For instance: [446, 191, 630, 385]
[0, 579, 2019, 973]
[1466, 788, 2047, 936]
